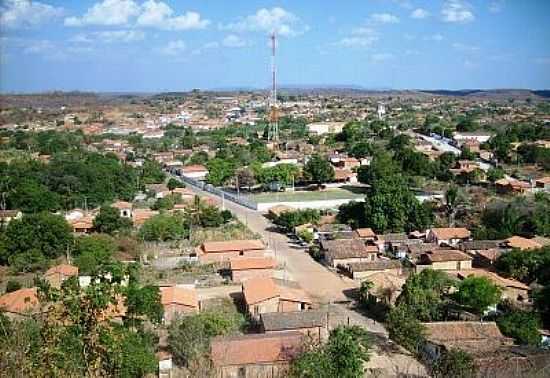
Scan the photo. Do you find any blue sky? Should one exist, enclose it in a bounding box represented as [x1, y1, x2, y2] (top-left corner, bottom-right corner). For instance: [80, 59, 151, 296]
[1, 0, 549, 92]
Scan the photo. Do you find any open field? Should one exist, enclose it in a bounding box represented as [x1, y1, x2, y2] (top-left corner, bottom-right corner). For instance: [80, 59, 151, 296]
[249, 186, 367, 203]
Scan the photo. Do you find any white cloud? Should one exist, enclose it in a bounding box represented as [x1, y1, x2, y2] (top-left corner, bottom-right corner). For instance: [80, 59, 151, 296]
[0, 0, 64, 28]
[221, 7, 307, 37]
[23, 40, 55, 54]
[369, 13, 399, 24]
[425, 34, 444, 42]
[69, 30, 145, 44]
[64, 0, 209, 30]
[411, 8, 430, 19]
[371, 53, 394, 62]
[442, 0, 475, 23]
[64, 0, 140, 26]
[488, 1, 504, 13]
[337, 27, 379, 48]
[222, 34, 247, 48]
[137, 0, 209, 30]
[452, 42, 480, 52]
[158, 40, 186, 56]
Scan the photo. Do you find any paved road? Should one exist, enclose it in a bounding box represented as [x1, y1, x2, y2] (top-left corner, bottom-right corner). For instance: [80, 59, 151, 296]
[181, 179, 428, 376]
[184, 180, 358, 303]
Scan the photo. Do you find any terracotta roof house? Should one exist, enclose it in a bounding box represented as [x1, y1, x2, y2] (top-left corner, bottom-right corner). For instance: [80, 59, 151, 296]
[0, 288, 39, 318]
[132, 209, 159, 227]
[199, 240, 266, 263]
[210, 332, 304, 378]
[69, 216, 95, 234]
[347, 259, 403, 280]
[427, 227, 471, 246]
[360, 272, 407, 305]
[160, 286, 199, 323]
[354, 228, 376, 240]
[181, 164, 208, 180]
[44, 264, 79, 288]
[229, 257, 276, 283]
[320, 239, 376, 268]
[111, 201, 133, 218]
[260, 311, 328, 341]
[494, 178, 531, 194]
[503, 236, 542, 251]
[417, 250, 472, 272]
[421, 321, 550, 377]
[242, 277, 312, 318]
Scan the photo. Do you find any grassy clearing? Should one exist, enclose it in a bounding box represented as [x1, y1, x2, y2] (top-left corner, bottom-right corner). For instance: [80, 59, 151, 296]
[250, 187, 366, 203]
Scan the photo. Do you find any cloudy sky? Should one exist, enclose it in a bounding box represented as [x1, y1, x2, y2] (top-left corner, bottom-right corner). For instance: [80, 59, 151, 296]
[1, 0, 549, 92]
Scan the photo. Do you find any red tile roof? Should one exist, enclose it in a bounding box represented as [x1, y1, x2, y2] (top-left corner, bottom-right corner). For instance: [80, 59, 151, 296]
[0, 288, 39, 315]
[211, 332, 304, 367]
[430, 227, 471, 240]
[229, 257, 276, 271]
[160, 286, 198, 308]
[201, 240, 265, 254]
[242, 277, 279, 305]
[44, 264, 79, 277]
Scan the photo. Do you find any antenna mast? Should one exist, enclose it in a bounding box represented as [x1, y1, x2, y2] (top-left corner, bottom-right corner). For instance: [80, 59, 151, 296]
[268, 31, 279, 142]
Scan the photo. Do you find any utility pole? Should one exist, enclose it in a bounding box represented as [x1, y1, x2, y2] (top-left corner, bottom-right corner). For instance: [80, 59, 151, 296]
[268, 31, 279, 143]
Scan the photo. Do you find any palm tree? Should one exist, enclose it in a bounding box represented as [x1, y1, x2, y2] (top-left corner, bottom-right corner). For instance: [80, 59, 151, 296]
[445, 185, 459, 227]
[359, 279, 374, 304]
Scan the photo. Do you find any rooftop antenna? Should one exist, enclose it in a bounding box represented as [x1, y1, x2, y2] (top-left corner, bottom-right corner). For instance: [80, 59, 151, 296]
[268, 31, 279, 143]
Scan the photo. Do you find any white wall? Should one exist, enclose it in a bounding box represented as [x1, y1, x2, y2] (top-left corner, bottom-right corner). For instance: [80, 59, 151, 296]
[256, 197, 365, 211]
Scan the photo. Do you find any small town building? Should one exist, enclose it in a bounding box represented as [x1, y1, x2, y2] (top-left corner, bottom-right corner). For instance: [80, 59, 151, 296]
[0, 287, 39, 319]
[111, 201, 133, 218]
[229, 257, 276, 283]
[426, 227, 471, 246]
[534, 176, 550, 192]
[320, 239, 376, 268]
[503, 235, 542, 251]
[417, 250, 472, 271]
[44, 264, 79, 288]
[260, 311, 328, 341]
[210, 332, 304, 378]
[242, 277, 312, 318]
[198, 240, 266, 263]
[160, 286, 199, 323]
[454, 269, 530, 303]
[354, 228, 376, 241]
[181, 164, 209, 180]
[347, 259, 403, 280]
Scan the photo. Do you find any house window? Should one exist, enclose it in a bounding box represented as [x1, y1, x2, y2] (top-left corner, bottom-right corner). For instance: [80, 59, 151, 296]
[301, 302, 306, 311]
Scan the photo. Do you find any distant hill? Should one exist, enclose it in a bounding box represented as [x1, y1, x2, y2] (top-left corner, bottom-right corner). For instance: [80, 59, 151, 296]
[419, 89, 549, 100]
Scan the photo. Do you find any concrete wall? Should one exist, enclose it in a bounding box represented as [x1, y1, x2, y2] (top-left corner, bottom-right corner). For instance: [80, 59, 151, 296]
[266, 327, 328, 342]
[419, 260, 472, 271]
[248, 297, 280, 317]
[163, 303, 198, 324]
[216, 362, 290, 378]
[201, 250, 265, 264]
[279, 299, 309, 312]
[352, 268, 402, 280]
[327, 256, 375, 268]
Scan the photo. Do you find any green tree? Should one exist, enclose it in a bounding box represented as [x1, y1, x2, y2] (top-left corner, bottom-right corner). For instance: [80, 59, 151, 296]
[206, 158, 236, 186]
[2, 213, 73, 269]
[497, 310, 541, 346]
[453, 276, 502, 314]
[73, 234, 117, 275]
[93, 206, 132, 235]
[432, 348, 475, 378]
[487, 167, 505, 183]
[303, 154, 335, 187]
[397, 269, 455, 321]
[5, 279, 22, 293]
[167, 177, 183, 192]
[139, 213, 187, 241]
[168, 310, 245, 368]
[386, 305, 426, 353]
[291, 326, 371, 378]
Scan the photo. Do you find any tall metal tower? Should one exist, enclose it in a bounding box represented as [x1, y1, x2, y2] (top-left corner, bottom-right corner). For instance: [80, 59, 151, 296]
[268, 32, 279, 142]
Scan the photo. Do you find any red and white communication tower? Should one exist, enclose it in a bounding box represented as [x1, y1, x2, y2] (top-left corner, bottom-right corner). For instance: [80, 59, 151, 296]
[268, 31, 279, 142]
